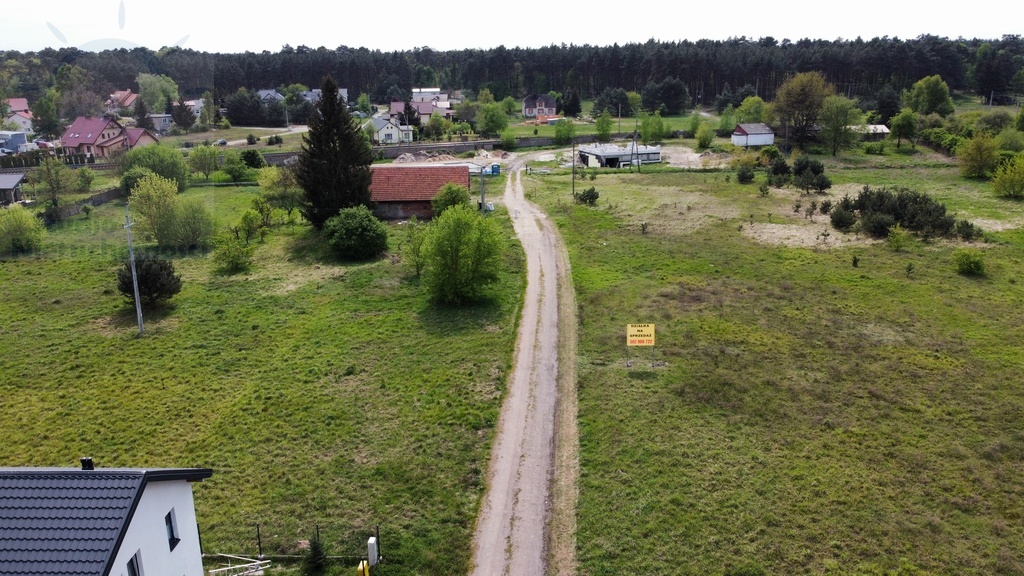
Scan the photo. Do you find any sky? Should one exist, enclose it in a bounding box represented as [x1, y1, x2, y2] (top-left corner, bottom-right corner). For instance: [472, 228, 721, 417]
[4, 0, 1020, 54]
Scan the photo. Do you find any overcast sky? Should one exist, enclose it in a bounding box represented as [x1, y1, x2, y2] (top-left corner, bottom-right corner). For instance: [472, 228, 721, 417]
[5, 0, 1019, 54]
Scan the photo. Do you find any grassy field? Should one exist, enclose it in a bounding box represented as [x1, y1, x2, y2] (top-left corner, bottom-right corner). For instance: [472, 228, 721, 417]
[524, 145, 1024, 575]
[0, 186, 524, 574]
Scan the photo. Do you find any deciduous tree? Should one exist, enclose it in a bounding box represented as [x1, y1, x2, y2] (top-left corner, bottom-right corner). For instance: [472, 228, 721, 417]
[773, 71, 835, 147]
[595, 109, 613, 142]
[905, 75, 954, 117]
[818, 95, 862, 156]
[889, 108, 918, 148]
[187, 145, 218, 180]
[423, 204, 503, 304]
[296, 76, 372, 228]
[993, 152, 1024, 198]
[958, 133, 999, 178]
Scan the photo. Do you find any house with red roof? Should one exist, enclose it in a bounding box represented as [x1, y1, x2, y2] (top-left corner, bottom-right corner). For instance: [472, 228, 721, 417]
[107, 89, 140, 114]
[5, 110, 33, 132]
[3, 98, 30, 114]
[370, 165, 470, 219]
[61, 116, 157, 158]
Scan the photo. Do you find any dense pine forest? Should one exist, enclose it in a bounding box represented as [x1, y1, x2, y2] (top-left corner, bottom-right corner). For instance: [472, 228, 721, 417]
[2, 35, 1022, 107]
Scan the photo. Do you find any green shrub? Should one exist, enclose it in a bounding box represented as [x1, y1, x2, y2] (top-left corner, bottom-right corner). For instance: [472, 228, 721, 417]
[210, 171, 234, 184]
[887, 223, 911, 251]
[123, 145, 189, 192]
[860, 212, 897, 238]
[695, 123, 715, 149]
[577, 187, 599, 205]
[829, 207, 856, 230]
[116, 255, 182, 306]
[499, 130, 517, 150]
[76, 167, 95, 192]
[757, 145, 780, 166]
[422, 204, 503, 304]
[955, 219, 983, 241]
[432, 183, 472, 216]
[736, 165, 755, 184]
[769, 156, 791, 176]
[953, 248, 985, 276]
[0, 204, 46, 255]
[213, 238, 256, 274]
[240, 149, 266, 169]
[246, 133, 257, 145]
[819, 199, 833, 214]
[121, 167, 157, 195]
[323, 205, 388, 260]
[173, 199, 217, 250]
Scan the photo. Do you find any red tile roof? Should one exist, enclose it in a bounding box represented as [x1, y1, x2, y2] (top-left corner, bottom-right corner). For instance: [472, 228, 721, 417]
[4, 98, 30, 113]
[124, 127, 157, 147]
[109, 90, 138, 108]
[370, 165, 470, 202]
[61, 117, 123, 148]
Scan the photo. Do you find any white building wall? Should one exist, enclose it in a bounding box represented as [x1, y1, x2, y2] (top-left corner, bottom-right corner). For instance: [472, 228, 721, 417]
[110, 480, 204, 576]
[732, 133, 774, 147]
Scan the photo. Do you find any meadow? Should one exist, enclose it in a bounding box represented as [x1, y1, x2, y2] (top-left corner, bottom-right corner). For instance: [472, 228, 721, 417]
[524, 143, 1024, 575]
[0, 185, 524, 575]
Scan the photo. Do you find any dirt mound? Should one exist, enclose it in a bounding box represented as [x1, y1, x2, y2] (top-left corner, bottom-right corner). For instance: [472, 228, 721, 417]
[393, 150, 462, 163]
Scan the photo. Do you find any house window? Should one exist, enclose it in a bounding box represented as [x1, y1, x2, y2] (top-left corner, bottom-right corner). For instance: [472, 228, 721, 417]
[385, 133, 393, 142]
[126, 551, 143, 576]
[165, 510, 180, 551]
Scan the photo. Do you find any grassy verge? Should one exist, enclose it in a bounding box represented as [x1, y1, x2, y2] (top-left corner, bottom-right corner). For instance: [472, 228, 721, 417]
[0, 187, 524, 575]
[525, 152, 1024, 575]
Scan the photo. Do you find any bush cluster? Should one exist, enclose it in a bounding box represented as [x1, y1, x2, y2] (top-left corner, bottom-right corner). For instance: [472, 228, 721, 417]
[576, 187, 599, 205]
[116, 255, 182, 306]
[323, 205, 389, 260]
[0, 204, 46, 255]
[853, 185, 955, 238]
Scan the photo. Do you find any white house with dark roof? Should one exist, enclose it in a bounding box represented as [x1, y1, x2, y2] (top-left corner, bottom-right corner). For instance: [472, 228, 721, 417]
[0, 173, 25, 204]
[521, 94, 557, 118]
[364, 117, 414, 144]
[0, 461, 212, 576]
[731, 123, 775, 147]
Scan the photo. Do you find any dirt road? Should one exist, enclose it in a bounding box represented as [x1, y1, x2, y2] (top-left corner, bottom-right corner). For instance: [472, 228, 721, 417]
[470, 161, 578, 576]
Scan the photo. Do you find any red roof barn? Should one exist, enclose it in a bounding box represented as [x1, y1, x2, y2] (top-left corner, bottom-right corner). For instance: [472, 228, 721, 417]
[370, 165, 471, 220]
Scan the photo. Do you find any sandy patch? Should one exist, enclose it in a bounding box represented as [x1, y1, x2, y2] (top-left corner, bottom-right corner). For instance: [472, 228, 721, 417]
[970, 218, 1021, 232]
[660, 144, 730, 168]
[742, 222, 876, 249]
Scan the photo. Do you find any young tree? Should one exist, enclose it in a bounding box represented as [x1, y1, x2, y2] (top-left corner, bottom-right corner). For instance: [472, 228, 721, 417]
[124, 145, 189, 192]
[736, 96, 767, 123]
[993, 152, 1024, 198]
[500, 96, 519, 116]
[171, 99, 195, 130]
[695, 123, 715, 149]
[134, 98, 155, 131]
[432, 183, 471, 216]
[478, 102, 509, 137]
[30, 88, 62, 138]
[818, 95, 862, 156]
[116, 256, 182, 307]
[773, 71, 835, 146]
[958, 133, 999, 178]
[0, 204, 46, 255]
[129, 173, 179, 246]
[423, 204, 503, 304]
[187, 145, 219, 180]
[32, 158, 77, 213]
[404, 216, 427, 277]
[258, 166, 303, 217]
[889, 108, 918, 148]
[639, 111, 665, 145]
[561, 90, 582, 117]
[356, 92, 373, 115]
[595, 109, 613, 142]
[554, 119, 576, 145]
[297, 76, 373, 229]
[200, 90, 217, 127]
[905, 75, 954, 117]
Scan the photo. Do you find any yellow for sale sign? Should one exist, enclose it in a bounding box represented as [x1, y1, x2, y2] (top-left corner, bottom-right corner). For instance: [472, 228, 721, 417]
[627, 324, 655, 346]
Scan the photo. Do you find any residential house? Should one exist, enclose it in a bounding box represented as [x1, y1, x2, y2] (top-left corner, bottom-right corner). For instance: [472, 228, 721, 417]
[365, 117, 414, 144]
[521, 94, 557, 118]
[183, 99, 204, 117]
[5, 111, 34, 132]
[730, 123, 775, 147]
[412, 88, 442, 102]
[4, 98, 30, 114]
[370, 165, 471, 219]
[300, 89, 324, 104]
[389, 100, 453, 124]
[257, 89, 285, 102]
[61, 116, 156, 157]
[0, 461, 213, 576]
[0, 173, 25, 204]
[149, 113, 173, 133]
[126, 127, 160, 148]
[107, 90, 140, 114]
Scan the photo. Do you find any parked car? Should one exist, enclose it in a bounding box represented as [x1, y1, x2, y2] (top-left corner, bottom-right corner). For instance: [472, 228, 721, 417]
[216, 139, 228, 146]
[0, 148, 15, 155]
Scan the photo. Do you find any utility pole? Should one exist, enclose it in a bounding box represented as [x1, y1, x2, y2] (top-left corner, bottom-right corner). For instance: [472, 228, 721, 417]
[480, 164, 485, 213]
[123, 204, 144, 335]
[572, 140, 576, 200]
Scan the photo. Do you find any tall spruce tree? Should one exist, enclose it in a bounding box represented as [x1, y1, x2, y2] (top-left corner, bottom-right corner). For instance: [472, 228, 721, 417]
[297, 76, 373, 229]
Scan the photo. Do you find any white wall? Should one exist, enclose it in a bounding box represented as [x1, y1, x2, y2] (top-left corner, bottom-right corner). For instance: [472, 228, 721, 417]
[109, 480, 205, 576]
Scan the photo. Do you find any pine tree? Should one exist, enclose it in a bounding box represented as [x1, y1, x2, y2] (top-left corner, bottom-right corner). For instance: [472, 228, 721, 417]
[297, 76, 373, 229]
[134, 98, 154, 131]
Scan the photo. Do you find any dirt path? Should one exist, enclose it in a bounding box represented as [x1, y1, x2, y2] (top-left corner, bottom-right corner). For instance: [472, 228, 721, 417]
[470, 160, 578, 576]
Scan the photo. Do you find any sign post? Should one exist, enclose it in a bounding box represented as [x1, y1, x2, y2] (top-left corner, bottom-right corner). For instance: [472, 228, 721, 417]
[626, 323, 655, 367]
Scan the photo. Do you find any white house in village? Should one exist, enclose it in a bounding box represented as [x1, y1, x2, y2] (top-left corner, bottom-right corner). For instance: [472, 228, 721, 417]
[0, 462, 213, 576]
[365, 117, 414, 144]
[731, 123, 775, 147]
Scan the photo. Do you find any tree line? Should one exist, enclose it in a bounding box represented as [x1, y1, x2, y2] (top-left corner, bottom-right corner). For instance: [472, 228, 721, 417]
[3, 35, 1022, 111]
